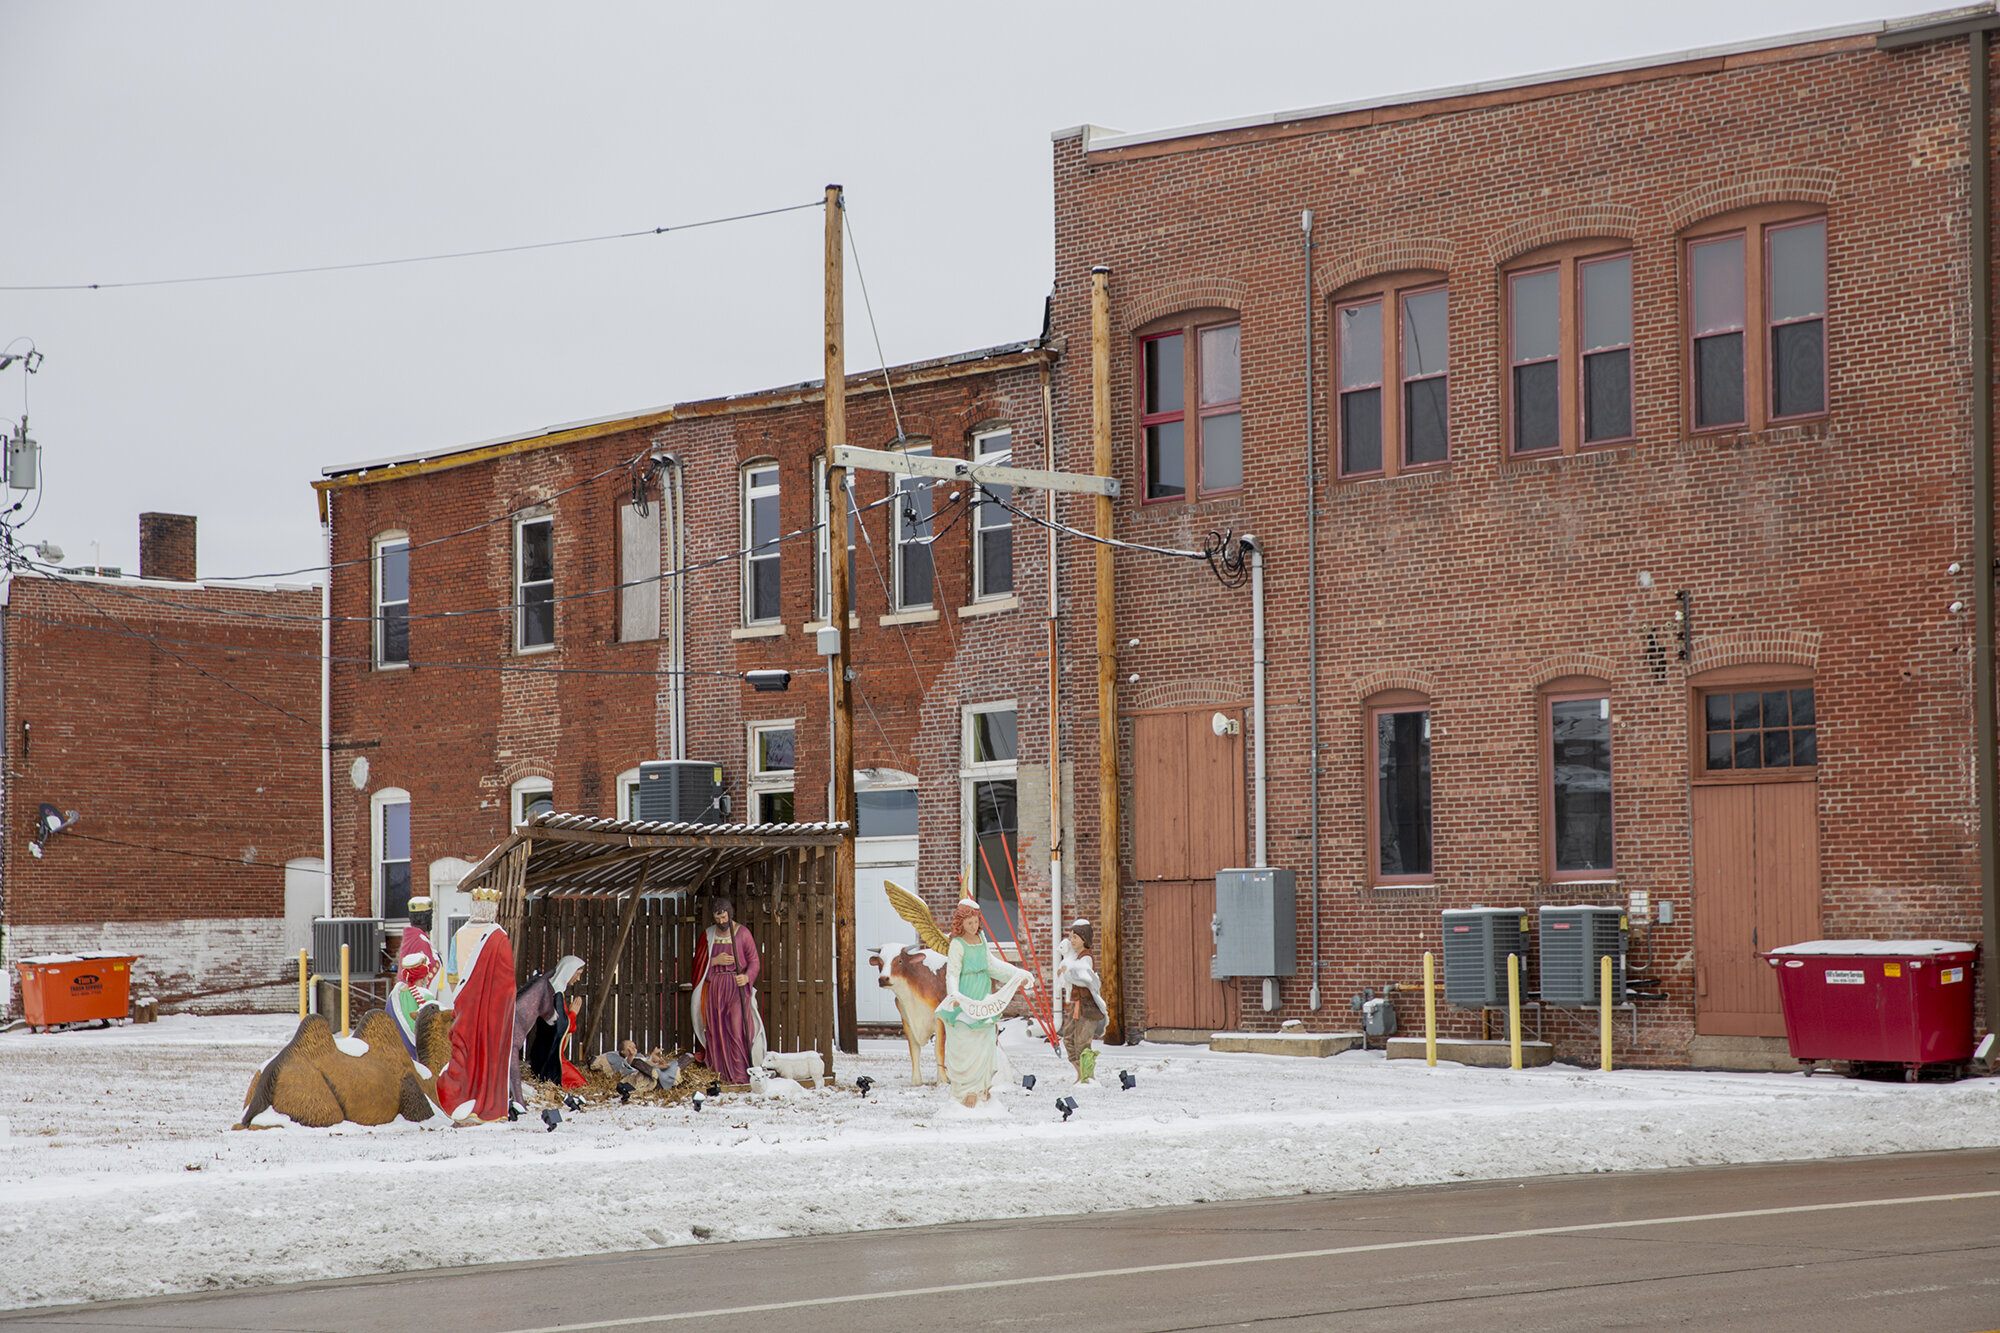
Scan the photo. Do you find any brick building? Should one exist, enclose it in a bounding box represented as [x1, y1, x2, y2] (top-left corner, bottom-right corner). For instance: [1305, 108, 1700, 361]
[1046, 11, 1998, 1064]
[317, 341, 1069, 1031]
[0, 514, 323, 1014]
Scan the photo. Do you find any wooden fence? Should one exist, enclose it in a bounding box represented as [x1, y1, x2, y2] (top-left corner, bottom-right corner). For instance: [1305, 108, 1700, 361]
[512, 843, 836, 1072]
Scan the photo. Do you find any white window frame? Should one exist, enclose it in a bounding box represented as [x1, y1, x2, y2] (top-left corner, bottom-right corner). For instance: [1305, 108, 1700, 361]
[514, 513, 556, 653]
[746, 720, 797, 825]
[971, 429, 1013, 602]
[814, 457, 858, 625]
[373, 531, 410, 668]
[893, 444, 936, 611]
[853, 766, 920, 840]
[960, 701, 1020, 943]
[370, 787, 412, 920]
[510, 775, 554, 828]
[616, 766, 642, 821]
[743, 461, 782, 626]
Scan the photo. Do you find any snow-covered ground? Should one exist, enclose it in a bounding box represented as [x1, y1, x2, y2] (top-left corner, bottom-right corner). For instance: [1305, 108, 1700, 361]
[2, 1013, 1996, 1310]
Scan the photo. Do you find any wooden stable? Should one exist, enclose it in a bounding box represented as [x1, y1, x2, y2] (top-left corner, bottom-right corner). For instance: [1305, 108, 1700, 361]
[456, 814, 845, 1073]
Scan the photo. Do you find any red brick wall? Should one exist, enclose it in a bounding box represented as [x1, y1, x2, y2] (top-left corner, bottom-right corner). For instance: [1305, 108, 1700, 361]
[326, 355, 1063, 955]
[1049, 33, 1995, 1062]
[1, 572, 321, 1008]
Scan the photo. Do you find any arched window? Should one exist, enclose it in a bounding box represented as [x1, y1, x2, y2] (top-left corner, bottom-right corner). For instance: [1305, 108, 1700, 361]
[741, 460, 781, 625]
[510, 775, 554, 827]
[1500, 241, 1634, 457]
[1684, 207, 1828, 432]
[372, 531, 409, 667]
[1137, 310, 1242, 501]
[1365, 689, 1433, 885]
[369, 786, 412, 920]
[1541, 676, 1614, 882]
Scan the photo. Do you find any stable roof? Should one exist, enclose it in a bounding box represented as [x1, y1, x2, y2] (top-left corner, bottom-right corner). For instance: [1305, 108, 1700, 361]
[460, 812, 848, 901]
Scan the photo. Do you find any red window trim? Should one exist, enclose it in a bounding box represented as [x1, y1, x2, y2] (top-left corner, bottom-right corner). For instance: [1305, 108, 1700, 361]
[1686, 230, 1749, 434]
[1576, 251, 1637, 448]
[1398, 283, 1451, 470]
[1543, 689, 1615, 884]
[1335, 296, 1387, 480]
[1764, 217, 1829, 427]
[1136, 317, 1244, 505]
[1367, 699, 1434, 887]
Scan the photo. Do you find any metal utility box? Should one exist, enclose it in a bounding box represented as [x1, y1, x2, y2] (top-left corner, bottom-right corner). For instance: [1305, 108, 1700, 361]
[17, 952, 135, 1028]
[6, 431, 38, 491]
[1538, 905, 1627, 1007]
[1761, 940, 1979, 1074]
[1441, 907, 1531, 1008]
[311, 917, 385, 979]
[1210, 867, 1296, 979]
[636, 760, 727, 824]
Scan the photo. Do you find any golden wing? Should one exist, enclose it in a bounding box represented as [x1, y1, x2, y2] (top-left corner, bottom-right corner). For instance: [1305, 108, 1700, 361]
[883, 879, 949, 955]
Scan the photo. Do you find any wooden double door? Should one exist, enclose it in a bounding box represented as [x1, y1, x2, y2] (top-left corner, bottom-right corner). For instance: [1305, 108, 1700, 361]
[1691, 778, 1820, 1036]
[1130, 705, 1245, 1032]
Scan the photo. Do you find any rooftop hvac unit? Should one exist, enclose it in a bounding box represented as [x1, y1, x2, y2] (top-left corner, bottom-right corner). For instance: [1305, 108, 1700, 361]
[635, 760, 727, 824]
[1538, 905, 1627, 1007]
[1210, 867, 1297, 979]
[311, 917, 385, 979]
[1440, 907, 1530, 1008]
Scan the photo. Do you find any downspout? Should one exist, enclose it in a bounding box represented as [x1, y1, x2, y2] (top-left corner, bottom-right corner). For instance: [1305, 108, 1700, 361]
[1302, 207, 1323, 1011]
[1242, 534, 1267, 868]
[1974, 27, 1998, 1035]
[664, 457, 688, 761]
[1043, 363, 1065, 973]
[321, 494, 334, 916]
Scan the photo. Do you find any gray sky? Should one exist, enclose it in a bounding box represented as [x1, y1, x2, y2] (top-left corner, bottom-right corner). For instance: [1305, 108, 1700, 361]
[0, 1, 1951, 580]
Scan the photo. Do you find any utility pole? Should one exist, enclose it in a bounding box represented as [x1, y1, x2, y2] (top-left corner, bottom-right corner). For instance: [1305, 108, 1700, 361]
[825, 184, 859, 1055]
[1091, 265, 1123, 1044]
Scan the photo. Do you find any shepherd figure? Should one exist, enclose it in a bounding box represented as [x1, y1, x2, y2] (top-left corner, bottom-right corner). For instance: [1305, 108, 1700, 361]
[691, 896, 766, 1084]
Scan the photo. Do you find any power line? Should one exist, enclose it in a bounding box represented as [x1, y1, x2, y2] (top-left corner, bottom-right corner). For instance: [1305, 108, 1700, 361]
[65, 831, 306, 871]
[1, 200, 825, 293]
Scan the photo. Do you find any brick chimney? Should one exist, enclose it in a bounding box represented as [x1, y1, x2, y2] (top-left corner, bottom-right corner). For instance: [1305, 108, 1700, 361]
[138, 513, 197, 582]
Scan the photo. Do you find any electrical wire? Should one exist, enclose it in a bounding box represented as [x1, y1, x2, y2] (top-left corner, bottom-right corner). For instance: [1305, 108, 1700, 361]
[991, 492, 1251, 588]
[1, 200, 826, 293]
[66, 831, 303, 871]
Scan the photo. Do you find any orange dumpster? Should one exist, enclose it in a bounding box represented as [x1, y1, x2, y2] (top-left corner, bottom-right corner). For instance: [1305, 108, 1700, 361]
[17, 952, 137, 1029]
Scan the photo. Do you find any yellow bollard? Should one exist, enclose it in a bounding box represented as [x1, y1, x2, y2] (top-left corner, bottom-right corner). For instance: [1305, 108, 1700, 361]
[298, 949, 309, 1019]
[1507, 953, 1523, 1070]
[1600, 953, 1613, 1072]
[1423, 951, 1438, 1067]
[340, 942, 351, 1039]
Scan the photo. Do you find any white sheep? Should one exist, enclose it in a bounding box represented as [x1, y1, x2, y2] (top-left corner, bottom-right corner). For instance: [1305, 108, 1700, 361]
[760, 1050, 825, 1088]
[747, 1069, 807, 1098]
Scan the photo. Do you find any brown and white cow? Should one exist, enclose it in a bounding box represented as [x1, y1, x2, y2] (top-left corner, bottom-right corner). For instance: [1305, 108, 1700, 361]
[868, 944, 947, 1084]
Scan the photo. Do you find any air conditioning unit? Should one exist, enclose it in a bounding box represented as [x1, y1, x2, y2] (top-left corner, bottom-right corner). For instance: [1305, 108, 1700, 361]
[1538, 905, 1627, 1007]
[635, 760, 727, 824]
[1440, 907, 1531, 1008]
[1210, 867, 1296, 979]
[312, 917, 385, 979]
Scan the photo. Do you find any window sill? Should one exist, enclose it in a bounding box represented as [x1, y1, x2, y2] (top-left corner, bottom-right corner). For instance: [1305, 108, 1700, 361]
[373, 661, 411, 673]
[958, 596, 1019, 619]
[732, 623, 787, 640]
[879, 608, 939, 627]
[515, 643, 558, 657]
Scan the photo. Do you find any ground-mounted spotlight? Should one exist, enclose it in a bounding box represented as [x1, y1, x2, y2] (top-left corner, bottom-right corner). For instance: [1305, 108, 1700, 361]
[691, 1093, 705, 1112]
[707, 1081, 722, 1099]
[1020, 1073, 1037, 1091]
[617, 1080, 634, 1104]
[1056, 1095, 1078, 1121]
[855, 1075, 875, 1096]
[541, 1107, 562, 1132]
[563, 1093, 585, 1113]
[507, 1103, 522, 1122]
[1119, 1070, 1136, 1090]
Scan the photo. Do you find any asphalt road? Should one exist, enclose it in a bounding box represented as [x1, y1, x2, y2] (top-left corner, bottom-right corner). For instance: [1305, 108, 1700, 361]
[5, 1149, 1996, 1332]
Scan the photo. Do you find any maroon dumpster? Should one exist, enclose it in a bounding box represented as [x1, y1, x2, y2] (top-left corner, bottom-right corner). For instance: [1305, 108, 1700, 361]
[1759, 940, 1979, 1079]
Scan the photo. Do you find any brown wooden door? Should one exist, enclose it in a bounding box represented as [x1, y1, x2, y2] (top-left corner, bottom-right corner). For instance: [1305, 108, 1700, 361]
[1131, 707, 1245, 1031]
[1692, 780, 1820, 1036]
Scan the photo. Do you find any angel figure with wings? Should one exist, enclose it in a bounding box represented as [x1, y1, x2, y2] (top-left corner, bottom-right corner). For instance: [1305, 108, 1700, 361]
[886, 885, 1036, 1107]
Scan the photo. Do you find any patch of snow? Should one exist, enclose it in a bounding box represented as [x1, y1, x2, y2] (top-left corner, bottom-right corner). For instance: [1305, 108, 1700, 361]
[1766, 939, 1977, 956]
[0, 1014, 1994, 1311]
[331, 1035, 368, 1057]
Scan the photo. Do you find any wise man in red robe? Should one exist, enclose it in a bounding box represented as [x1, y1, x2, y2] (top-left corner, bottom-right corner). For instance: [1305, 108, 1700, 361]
[690, 896, 764, 1083]
[437, 888, 515, 1124]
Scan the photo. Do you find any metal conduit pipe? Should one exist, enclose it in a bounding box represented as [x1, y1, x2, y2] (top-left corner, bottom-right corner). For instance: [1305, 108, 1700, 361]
[1242, 534, 1267, 868]
[320, 497, 334, 917]
[1301, 207, 1323, 1010]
